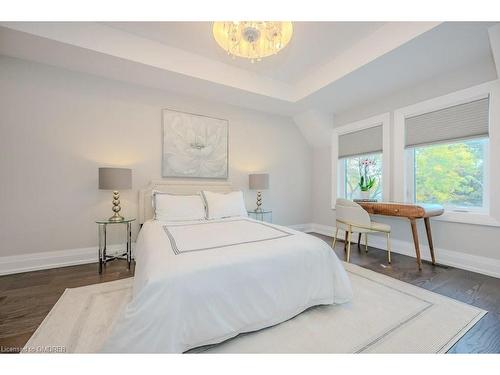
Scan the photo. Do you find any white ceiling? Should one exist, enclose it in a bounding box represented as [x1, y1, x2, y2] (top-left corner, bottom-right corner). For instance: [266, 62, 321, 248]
[301, 21, 498, 114]
[103, 22, 386, 84]
[0, 21, 497, 121]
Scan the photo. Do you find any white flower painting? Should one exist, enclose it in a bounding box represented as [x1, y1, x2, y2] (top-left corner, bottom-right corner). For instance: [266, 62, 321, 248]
[162, 109, 228, 178]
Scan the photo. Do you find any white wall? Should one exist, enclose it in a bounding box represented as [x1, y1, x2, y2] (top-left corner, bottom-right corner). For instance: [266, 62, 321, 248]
[311, 58, 500, 264]
[312, 147, 336, 226]
[0, 56, 312, 259]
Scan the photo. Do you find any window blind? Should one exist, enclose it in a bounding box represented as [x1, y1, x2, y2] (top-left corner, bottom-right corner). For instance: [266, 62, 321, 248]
[338, 125, 383, 159]
[405, 97, 489, 148]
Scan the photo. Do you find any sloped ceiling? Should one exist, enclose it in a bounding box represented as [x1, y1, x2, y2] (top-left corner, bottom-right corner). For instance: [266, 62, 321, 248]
[0, 21, 497, 147]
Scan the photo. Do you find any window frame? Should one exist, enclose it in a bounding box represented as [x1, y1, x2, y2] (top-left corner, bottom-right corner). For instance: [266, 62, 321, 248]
[393, 80, 500, 227]
[331, 112, 391, 208]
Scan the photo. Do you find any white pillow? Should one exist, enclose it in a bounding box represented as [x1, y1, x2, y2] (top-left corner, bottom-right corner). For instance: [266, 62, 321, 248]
[153, 191, 206, 222]
[201, 190, 248, 219]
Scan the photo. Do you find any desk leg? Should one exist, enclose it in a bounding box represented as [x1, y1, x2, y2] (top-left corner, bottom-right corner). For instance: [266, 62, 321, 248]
[410, 218, 422, 270]
[424, 217, 436, 265]
[357, 233, 362, 249]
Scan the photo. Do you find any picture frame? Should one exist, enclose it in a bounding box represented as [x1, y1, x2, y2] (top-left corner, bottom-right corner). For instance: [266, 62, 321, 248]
[162, 109, 229, 179]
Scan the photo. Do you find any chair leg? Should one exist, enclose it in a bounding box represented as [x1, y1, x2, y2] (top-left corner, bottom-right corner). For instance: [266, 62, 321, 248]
[386, 233, 392, 264]
[344, 231, 348, 252]
[346, 230, 352, 263]
[332, 227, 339, 249]
[365, 233, 368, 253]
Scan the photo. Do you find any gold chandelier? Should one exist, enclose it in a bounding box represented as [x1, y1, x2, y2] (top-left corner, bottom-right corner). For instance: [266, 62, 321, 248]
[213, 21, 293, 63]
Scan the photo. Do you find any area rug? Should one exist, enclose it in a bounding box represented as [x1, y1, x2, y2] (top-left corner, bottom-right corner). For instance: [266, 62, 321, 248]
[23, 263, 486, 353]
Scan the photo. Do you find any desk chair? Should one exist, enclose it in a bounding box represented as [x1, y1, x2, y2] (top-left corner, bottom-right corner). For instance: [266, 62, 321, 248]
[333, 198, 392, 264]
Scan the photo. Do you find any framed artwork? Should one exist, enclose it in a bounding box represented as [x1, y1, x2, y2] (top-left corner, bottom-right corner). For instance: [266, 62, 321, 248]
[162, 109, 229, 178]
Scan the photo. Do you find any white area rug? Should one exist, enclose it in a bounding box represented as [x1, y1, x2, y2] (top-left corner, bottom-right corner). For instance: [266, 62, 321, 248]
[23, 263, 486, 353]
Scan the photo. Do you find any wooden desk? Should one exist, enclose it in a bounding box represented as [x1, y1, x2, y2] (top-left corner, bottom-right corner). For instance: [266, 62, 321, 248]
[356, 202, 444, 270]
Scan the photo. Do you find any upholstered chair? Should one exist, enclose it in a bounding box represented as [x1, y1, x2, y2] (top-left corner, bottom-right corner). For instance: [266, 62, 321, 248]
[333, 198, 392, 264]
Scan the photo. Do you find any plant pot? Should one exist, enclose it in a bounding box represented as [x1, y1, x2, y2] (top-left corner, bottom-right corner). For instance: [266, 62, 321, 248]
[360, 190, 371, 200]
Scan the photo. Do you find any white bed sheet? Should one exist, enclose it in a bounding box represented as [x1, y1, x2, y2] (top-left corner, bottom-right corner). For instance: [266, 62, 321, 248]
[101, 217, 352, 353]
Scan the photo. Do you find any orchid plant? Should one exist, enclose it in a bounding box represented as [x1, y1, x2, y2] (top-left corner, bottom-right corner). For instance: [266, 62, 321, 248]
[358, 158, 377, 192]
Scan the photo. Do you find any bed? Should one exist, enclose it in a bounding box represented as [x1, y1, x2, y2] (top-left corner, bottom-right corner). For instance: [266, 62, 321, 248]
[101, 180, 352, 353]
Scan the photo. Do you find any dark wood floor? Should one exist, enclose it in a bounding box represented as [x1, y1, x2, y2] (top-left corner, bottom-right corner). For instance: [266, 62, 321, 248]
[0, 260, 134, 353]
[1, 234, 499, 353]
[312, 233, 500, 353]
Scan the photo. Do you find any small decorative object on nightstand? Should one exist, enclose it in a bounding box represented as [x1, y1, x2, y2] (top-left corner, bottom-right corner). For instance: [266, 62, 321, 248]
[96, 218, 135, 274]
[249, 173, 269, 212]
[247, 209, 273, 223]
[98, 167, 132, 222]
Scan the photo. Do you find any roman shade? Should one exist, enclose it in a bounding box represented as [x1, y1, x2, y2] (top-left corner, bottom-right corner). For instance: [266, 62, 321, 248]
[338, 125, 383, 159]
[405, 97, 489, 148]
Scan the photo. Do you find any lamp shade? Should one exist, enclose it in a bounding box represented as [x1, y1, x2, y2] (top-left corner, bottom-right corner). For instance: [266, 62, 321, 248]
[249, 173, 269, 190]
[98, 168, 132, 190]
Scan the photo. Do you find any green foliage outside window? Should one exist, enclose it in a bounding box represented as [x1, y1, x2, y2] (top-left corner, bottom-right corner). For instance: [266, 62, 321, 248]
[414, 138, 486, 208]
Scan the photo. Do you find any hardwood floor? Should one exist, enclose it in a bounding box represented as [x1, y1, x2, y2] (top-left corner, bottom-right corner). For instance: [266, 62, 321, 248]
[0, 234, 499, 353]
[312, 232, 500, 353]
[0, 260, 134, 353]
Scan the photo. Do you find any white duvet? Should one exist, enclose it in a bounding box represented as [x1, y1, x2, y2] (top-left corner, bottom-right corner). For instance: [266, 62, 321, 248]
[101, 217, 352, 353]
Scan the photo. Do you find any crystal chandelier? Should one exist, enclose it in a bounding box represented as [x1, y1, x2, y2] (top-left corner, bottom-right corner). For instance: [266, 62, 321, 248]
[213, 21, 293, 63]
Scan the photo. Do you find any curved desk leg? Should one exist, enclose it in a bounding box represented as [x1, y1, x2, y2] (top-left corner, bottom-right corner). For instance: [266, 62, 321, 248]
[410, 218, 422, 270]
[424, 217, 436, 265]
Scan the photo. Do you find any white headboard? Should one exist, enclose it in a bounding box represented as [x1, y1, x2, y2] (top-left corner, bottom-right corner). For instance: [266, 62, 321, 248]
[138, 180, 234, 224]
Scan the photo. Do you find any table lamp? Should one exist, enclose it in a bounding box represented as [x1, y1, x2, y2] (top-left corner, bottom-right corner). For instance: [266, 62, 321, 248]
[99, 167, 132, 222]
[249, 173, 269, 212]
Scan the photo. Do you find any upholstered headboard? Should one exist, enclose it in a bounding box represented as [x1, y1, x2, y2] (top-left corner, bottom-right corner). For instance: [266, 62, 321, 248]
[138, 180, 234, 224]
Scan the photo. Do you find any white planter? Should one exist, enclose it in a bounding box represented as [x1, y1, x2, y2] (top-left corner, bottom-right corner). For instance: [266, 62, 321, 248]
[360, 190, 371, 200]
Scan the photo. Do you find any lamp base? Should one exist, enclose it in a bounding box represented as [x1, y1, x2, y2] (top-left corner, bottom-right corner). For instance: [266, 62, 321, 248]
[255, 191, 263, 212]
[108, 213, 125, 222]
[108, 190, 124, 222]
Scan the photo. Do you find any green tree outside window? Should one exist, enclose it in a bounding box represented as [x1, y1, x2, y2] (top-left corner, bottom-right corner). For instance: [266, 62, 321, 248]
[414, 138, 486, 208]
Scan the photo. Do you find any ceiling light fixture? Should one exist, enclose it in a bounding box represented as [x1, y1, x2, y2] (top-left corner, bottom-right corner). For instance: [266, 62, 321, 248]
[213, 21, 293, 63]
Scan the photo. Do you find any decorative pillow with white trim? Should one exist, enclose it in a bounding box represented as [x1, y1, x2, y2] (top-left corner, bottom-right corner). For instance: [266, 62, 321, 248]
[153, 191, 206, 221]
[201, 190, 248, 219]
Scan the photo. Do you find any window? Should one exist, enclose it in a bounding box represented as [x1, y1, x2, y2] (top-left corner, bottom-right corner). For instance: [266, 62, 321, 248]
[407, 138, 488, 211]
[402, 96, 490, 213]
[341, 153, 383, 200]
[333, 113, 390, 206]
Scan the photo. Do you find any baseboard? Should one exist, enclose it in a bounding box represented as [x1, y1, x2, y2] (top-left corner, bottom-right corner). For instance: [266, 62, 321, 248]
[2, 225, 310, 276]
[287, 223, 313, 232]
[301, 222, 500, 279]
[3, 223, 499, 279]
[0, 244, 135, 276]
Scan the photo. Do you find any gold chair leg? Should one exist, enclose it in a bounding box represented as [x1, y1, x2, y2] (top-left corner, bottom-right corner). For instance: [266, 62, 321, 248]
[386, 233, 392, 264]
[346, 228, 352, 263]
[364, 233, 368, 253]
[332, 227, 339, 249]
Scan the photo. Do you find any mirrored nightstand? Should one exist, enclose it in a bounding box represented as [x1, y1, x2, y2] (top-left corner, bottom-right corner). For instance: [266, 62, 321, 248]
[95, 218, 135, 274]
[247, 209, 272, 223]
